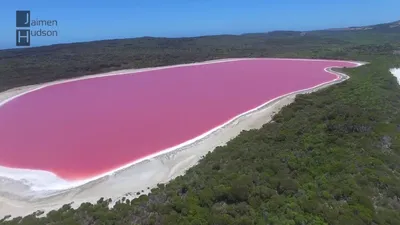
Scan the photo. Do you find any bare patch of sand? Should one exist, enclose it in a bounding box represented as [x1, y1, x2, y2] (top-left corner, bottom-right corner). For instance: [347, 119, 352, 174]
[0, 59, 363, 218]
[390, 68, 400, 84]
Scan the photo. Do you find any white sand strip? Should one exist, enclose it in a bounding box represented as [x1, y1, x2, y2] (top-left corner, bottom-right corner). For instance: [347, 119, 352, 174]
[390, 68, 400, 84]
[0, 58, 364, 218]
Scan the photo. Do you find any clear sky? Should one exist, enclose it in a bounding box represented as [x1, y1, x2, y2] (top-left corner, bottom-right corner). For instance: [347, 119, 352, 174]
[1, 0, 399, 49]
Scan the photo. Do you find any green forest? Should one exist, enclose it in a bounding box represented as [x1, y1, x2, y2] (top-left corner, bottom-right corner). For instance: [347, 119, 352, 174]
[1, 21, 400, 224]
[1, 20, 399, 93]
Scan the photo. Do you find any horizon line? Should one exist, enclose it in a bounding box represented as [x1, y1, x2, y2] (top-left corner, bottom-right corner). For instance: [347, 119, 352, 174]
[2, 19, 398, 51]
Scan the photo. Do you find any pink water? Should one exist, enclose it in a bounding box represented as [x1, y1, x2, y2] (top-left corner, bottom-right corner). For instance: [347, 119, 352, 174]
[0, 59, 358, 180]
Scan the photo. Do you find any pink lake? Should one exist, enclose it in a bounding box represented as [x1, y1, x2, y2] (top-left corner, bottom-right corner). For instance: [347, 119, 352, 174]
[0, 59, 358, 180]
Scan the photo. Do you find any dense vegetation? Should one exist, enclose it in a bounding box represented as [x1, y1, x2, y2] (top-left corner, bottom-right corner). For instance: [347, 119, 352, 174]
[1, 21, 400, 224]
[1, 20, 399, 92]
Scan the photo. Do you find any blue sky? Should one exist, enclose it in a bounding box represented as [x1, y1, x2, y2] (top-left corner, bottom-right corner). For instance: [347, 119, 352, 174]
[1, 0, 399, 49]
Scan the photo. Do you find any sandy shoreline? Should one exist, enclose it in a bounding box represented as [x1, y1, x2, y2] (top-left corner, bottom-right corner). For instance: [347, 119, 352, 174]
[390, 68, 400, 84]
[0, 58, 363, 218]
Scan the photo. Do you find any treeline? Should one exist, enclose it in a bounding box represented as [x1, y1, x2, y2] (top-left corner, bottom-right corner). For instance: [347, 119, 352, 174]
[0, 29, 399, 93]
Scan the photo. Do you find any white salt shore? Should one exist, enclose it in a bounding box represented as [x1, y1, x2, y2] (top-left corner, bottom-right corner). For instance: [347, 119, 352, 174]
[390, 68, 400, 84]
[0, 58, 364, 219]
